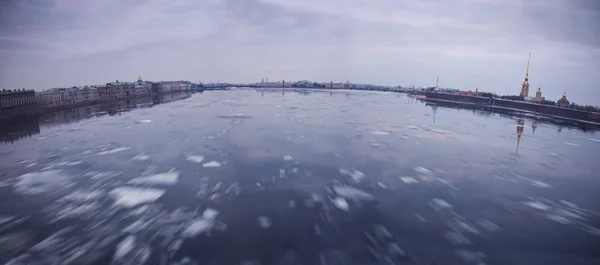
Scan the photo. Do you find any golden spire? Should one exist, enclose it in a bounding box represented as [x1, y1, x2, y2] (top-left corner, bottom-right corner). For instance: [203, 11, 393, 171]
[525, 52, 530, 84]
[520, 53, 531, 97]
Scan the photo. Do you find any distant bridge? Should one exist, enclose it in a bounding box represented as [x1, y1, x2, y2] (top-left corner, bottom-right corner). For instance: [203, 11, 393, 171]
[201, 84, 260, 89]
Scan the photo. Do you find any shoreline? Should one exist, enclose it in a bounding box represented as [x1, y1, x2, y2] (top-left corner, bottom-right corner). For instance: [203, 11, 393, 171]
[0, 90, 203, 121]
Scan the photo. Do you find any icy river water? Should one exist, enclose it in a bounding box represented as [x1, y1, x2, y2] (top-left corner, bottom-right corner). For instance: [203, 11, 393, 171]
[1, 89, 599, 265]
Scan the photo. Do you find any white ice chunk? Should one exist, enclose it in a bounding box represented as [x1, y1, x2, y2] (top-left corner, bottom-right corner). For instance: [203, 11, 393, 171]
[55, 202, 99, 219]
[124, 219, 150, 233]
[333, 185, 375, 201]
[547, 214, 572, 224]
[257, 216, 272, 228]
[203, 161, 221, 168]
[186, 155, 205, 163]
[114, 235, 136, 260]
[61, 189, 104, 201]
[42, 160, 83, 170]
[333, 197, 349, 211]
[182, 219, 213, 237]
[98, 147, 131, 155]
[530, 180, 551, 188]
[339, 168, 366, 182]
[86, 171, 121, 180]
[14, 170, 71, 195]
[370, 131, 389, 135]
[110, 187, 165, 208]
[477, 220, 500, 231]
[132, 154, 150, 161]
[283, 155, 294, 161]
[128, 171, 179, 185]
[137, 120, 153, 123]
[523, 201, 551, 211]
[588, 138, 600, 143]
[399, 176, 418, 184]
[202, 208, 220, 220]
[430, 198, 453, 210]
[414, 166, 432, 175]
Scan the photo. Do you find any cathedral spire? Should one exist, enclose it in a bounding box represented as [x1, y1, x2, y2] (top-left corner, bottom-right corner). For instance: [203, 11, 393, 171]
[520, 53, 531, 97]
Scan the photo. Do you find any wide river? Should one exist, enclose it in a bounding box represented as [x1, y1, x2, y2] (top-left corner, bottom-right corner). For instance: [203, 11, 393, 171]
[1, 89, 599, 265]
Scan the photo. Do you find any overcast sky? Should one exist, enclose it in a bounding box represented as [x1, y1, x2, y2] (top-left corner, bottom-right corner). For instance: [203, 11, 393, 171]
[1, 0, 599, 104]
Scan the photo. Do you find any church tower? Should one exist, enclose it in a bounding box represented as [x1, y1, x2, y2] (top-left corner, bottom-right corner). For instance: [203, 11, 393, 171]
[520, 53, 531, 97]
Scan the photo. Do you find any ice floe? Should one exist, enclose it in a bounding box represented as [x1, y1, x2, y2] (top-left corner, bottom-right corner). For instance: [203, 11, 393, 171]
[564, 142, 580, 146]
[54, 202, 100, 220]
[399, 176, 418, 184]
[203, 208, 220, 220]
[588, 138, 600, 143]
[182, 208, 220, 237]
[217, 113, 252, 119]
[333, 185, 375, 201]
[257, 216, 272, 228]
[203, 161, 221, 168]
[332, 197, 349, 211]
[110, 187, 165, 208]
[339, 168, 366, 182]
[136, 119, 154, 123]
[523, 201, 551, 211]
[283, 155, 294, 161]
[85, 171, 122, 180]
[114, 235, 136, 260]
[42, 160, 83, 170]
[123, 219, 150, 233]
[186, 155, 205, 163]
[98, 147, 131, 155]
[128, 171, 179, 185]
[430, 198, 453, 210]
[14, 170, 71, 195]
[370, 131, 389, 135]
[60, 189, 105, 201]
[131, 154, 150, 161]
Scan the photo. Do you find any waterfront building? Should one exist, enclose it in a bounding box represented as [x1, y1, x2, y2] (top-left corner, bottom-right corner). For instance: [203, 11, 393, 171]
[519, 53, 531, 97]
[556, 92, 570, 107]
[98, 84, 117, 101]
[36, 89, 67, 107]
[152, 81, 187, 93]
[0, 89, 36, 109]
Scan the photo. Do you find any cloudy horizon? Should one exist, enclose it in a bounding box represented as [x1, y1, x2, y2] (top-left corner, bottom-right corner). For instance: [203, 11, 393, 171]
[1, 0, 599, 105]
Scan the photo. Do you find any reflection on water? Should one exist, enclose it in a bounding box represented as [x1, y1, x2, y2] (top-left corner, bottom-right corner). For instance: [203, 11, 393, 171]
[0, 89, 599, 265]
[0, 92, 194, 144]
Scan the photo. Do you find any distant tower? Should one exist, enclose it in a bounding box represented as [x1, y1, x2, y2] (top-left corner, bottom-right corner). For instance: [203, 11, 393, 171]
[520, 53, 531, 97]
[137, 76, 142, 82]
[435, 76, 439, 89]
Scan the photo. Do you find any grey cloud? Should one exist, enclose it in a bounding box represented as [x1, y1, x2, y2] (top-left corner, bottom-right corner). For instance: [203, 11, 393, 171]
[0, 0, 599, 105]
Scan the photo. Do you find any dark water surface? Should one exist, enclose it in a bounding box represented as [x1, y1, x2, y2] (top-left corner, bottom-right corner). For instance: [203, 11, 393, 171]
[1, 89, 599, 265]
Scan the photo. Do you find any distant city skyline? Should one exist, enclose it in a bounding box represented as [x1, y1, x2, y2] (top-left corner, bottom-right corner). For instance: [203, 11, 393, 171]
[1, 0, 599, 105]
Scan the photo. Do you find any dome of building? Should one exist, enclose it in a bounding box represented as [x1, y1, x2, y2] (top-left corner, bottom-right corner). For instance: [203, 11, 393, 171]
[557, 92, 570, 107]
